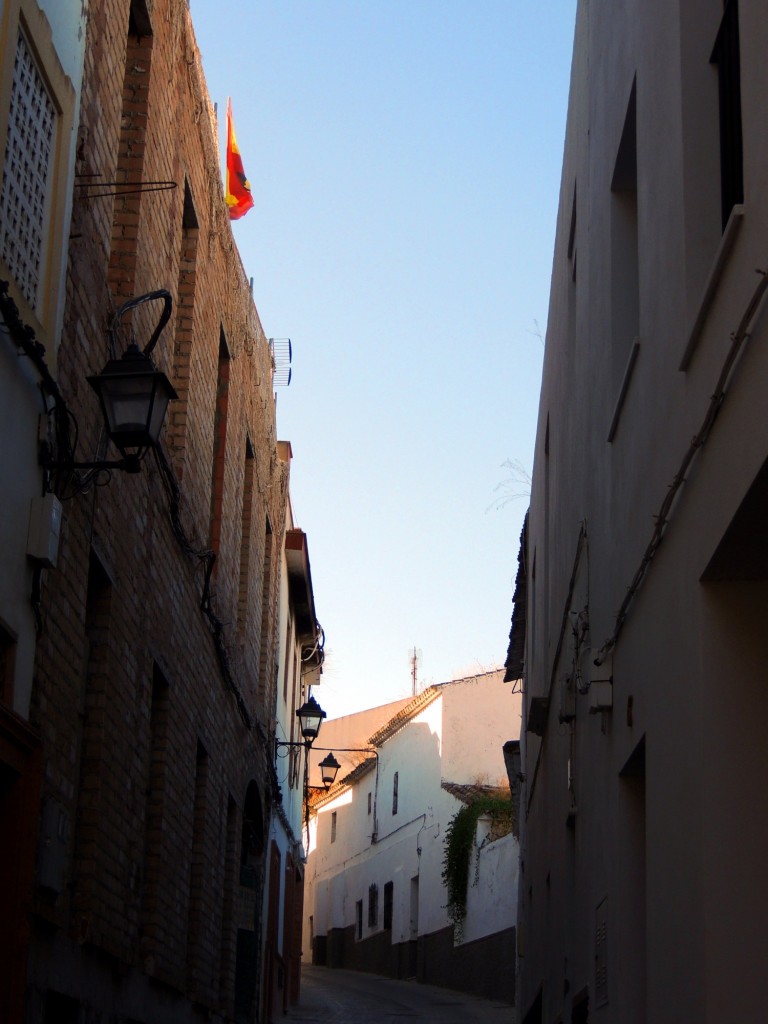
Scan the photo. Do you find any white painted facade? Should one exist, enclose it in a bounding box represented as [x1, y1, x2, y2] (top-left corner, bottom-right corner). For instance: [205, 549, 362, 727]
[263, 460, 325, 1012]
[303, 671, 521, 985]
[462, 825, 519, 946]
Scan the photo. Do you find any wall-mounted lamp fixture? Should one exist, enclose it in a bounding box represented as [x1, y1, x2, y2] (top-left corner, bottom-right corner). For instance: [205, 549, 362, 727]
[295, 695, 326, 744]
[309, 745, 381, 842]
[43, 289, 177, 476]
[317, 752, 341, 789]
[275, 695, 328, 759]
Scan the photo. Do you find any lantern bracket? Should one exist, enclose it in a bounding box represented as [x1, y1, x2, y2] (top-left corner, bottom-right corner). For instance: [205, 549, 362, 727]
[39, 290, 176, 485]
[109, 288, 172, 357]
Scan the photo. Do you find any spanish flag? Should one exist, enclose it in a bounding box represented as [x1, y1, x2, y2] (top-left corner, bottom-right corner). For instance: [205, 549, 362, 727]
[225, 98, 254, 220]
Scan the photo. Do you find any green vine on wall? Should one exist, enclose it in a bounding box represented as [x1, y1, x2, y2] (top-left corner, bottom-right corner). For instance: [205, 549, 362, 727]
[441, 795, 514, 935]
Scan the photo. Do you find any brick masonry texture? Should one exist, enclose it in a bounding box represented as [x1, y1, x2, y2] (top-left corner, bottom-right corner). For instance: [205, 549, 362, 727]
[27, 2, 288, 1021]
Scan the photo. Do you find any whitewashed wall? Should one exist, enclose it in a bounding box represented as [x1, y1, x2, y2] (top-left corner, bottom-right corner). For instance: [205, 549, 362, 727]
[461, 826, 519, 946]
[304, 674, 520, 959]
[441, 672, 522, 783]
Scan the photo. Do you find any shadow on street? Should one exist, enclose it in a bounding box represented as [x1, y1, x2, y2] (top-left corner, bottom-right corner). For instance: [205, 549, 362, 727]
[280, 964, 516, 1023]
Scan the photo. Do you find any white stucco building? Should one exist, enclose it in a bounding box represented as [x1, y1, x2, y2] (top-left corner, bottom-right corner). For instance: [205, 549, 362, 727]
[514, 2, 768, 1022]
[303, 670, 522, 1005]
[263, 462, 325, 1019]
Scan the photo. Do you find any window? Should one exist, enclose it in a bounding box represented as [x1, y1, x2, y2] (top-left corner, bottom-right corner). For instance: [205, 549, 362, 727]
[608, 80, 640, 441]
[142, 662, 170, 942]
[330, 811, 337, 843]
[392, 771, 399, 815]
[0, 27, 55, 309]
[219, 796, 238, 1003]
[209, 331, 231, 557]
[108, 0, 153, 302]
[368, 884, 378, 928]
[356, 900, 363, 940]
[187, 741, 209, 981]
[367, 791, 372, 815]
[169, 179, 199, 460]
[571, 989, 589, 1024]
[237, 439, 256, 636]
[258, 515, 274, 707]
[0, 3, 78, 342]
[711, 0, 743, 230]
[383, 881, 393, 930]
[0, 620, 17, 705]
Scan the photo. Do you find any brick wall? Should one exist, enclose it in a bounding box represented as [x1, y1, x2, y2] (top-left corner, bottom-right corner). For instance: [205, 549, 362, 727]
[27, 1, 288, 1020]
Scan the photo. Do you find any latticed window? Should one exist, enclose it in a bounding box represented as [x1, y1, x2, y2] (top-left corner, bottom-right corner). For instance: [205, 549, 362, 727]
[0, 28, 56, 308]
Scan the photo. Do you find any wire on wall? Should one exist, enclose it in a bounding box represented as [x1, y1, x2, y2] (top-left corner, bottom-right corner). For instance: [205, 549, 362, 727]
[594, 267, 768, 666]
[0, 278, 281, 797]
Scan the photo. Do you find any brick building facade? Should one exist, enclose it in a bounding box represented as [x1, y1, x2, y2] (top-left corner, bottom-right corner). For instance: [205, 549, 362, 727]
[0, 1, 298, 1021]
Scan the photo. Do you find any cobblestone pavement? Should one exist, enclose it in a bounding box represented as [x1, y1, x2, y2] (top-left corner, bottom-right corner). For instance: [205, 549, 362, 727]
[280, 965, 516, 1023]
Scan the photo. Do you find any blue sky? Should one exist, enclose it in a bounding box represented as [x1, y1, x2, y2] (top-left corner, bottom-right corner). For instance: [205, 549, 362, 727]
[190, 1, 576, 718]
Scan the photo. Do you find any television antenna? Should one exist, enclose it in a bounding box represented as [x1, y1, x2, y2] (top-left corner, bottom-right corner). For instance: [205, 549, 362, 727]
[409, 647, 422, 697]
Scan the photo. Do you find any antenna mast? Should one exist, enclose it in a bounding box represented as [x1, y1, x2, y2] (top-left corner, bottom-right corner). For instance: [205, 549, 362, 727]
[410, 646, 422, 697]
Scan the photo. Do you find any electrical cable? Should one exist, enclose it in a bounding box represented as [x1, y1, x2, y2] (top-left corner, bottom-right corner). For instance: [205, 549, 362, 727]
[594, 267, 768, 665]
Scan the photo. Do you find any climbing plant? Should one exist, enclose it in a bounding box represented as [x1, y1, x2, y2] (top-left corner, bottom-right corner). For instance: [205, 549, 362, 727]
[441, 795, 514, 935]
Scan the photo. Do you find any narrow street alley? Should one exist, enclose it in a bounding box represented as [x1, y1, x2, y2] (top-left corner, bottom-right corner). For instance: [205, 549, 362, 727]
[282, 966, 516, 1023]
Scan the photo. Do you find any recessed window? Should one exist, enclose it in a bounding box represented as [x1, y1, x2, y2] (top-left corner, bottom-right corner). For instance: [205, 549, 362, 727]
[383, 881, 394, 930]
[392, 771, 399, 815]
[209, 331, 231, 557]
[331, 811, 337, 843]
[169, 179, 199, 461]
[608, 80, 641, 441]
[367, 791, 372, 815]
[356, 900, 363, 939]
[238, 439, 256, 637]
[368, 884, 378, 927]
[711, 0, 743, 230]
[258, 515, 274, 707]
[0, 620, 17, 705]
[108, 0, 153, 303]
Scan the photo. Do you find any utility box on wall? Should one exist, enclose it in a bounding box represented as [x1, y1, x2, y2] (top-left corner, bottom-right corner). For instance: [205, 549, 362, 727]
[27, 494, 62, 568]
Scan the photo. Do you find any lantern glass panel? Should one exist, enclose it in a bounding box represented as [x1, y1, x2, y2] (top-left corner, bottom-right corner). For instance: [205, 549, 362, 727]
[296, 697, 326, 742]
[99, 374, 157, 443]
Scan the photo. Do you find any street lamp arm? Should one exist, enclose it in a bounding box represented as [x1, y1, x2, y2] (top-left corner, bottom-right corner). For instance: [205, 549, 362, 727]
[309, 746, 381, 839]
[109, 288, 172, 356]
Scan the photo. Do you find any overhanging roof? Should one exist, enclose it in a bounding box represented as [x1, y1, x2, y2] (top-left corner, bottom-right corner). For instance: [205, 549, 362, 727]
[285, 528, 318, 640]
[504, 511, 528, 683]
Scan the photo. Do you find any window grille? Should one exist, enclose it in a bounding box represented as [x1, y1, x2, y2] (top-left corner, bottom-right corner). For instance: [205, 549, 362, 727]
[0, 28, 56, 308]
[368, 884, 378, 927]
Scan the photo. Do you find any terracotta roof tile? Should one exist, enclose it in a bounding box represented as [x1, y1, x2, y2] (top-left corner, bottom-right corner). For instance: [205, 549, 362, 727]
[441, 781, 511, 805]
[367, 686, 442, 746]
[310, 756, 377, 808]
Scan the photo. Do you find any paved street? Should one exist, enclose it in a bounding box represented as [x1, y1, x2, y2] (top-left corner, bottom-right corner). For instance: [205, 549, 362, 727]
[281, 965, 516, 1023]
